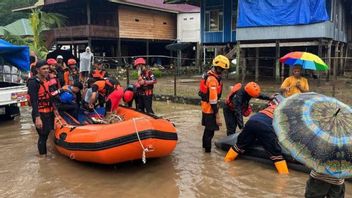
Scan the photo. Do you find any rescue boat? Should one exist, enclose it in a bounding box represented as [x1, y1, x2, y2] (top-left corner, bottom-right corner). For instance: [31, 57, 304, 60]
[54, 107, 177, 164]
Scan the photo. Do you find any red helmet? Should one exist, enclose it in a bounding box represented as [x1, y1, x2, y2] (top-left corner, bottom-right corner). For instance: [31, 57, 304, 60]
[134, 58, 146, 67]
[244, 82, 261, 98]
[68, 59, 77, 65]
[123, 90, 134, 103]
[47, 58, 57, 65]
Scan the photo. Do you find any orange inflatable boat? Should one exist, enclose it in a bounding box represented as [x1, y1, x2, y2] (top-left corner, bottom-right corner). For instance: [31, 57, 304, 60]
[54, 107, 177, 164]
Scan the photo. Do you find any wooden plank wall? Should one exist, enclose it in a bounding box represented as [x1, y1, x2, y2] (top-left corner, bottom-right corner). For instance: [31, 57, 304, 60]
[118, 5, 176, 40]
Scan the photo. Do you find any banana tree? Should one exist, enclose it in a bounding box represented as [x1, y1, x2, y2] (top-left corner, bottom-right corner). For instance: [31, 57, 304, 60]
[29, 9, 66, 59]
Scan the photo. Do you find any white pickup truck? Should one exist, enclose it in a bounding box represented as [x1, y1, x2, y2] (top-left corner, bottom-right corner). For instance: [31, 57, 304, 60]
[0, 63, 28, 120]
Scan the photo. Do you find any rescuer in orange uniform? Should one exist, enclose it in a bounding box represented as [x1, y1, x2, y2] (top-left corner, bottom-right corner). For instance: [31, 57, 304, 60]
[199, 55, 229, 153]
[90, 60, 109, 81]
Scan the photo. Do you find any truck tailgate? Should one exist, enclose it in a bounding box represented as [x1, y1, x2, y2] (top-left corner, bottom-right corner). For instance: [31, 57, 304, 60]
[0, 85, 27, 106]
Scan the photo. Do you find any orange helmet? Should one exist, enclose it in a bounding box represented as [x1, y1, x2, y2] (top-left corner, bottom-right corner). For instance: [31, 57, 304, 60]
[68, 59, 77, 65]
[47, 58, 57, 65]
[134, 58, 146, 67]
[244, 82, 261, 98]
[123, 90, 134, 103]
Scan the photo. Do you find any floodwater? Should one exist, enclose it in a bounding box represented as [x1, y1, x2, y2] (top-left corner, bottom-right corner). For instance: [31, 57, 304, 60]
[0, 101, 351, 198]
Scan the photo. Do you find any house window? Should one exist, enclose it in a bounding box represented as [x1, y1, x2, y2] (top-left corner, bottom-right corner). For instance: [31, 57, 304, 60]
[205, 10, 223, 32]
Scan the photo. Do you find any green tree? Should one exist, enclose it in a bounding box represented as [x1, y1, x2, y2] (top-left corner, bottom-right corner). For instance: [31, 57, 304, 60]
[29, 9, 66, 58]
[3, 9, 65, 59]
[0, 0, 37, 26]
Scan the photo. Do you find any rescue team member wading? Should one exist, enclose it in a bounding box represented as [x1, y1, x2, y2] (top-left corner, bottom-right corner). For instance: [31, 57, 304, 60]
[224, 94, 289, 174]
[27, 60, 55, 155]
[223, 82, 272, 136]
[199, 55, 229, 153]
[135, 58, 157, 114]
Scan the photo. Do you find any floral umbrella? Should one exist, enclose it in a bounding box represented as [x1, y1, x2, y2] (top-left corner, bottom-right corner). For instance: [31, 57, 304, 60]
[273, 92, 352, 178]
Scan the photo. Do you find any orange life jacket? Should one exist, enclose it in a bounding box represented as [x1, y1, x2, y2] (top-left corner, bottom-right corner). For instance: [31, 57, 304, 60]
[48, 72, 61, 95]
[91, 69, 107, 80]
[94, 80, 107, 95]
[198, 71, 222, 102]
[259, 105, 276, 119]
[37, 79, 53, 113]
[225, 83, 242, 110]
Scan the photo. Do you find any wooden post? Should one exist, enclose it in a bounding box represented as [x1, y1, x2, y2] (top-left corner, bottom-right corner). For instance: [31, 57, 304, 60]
[275, 40, 280, 82]
[317, 39, 323, 87]
[255, 48, 259, 82]
[332, 42, 339, 97]
[241, 49, 246, 83]
[344, 44, 349, 75]
[146, 40, 149, 65]
[339, 43, 345, 75]
[281, 62, 285, 82]
[175, 50, 182, 97]
[196, 42, 201, 73]
[203, 47, 206, 68]
[326, 40, 332, 82]
[87, 0, 91, 47]
[235, 42, 240, 81]
[117, 38, 121, 57]
[126, 65, 130, 86]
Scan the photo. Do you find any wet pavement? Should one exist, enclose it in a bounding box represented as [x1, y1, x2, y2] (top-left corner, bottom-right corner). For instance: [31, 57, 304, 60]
[1, 102, 351, 198]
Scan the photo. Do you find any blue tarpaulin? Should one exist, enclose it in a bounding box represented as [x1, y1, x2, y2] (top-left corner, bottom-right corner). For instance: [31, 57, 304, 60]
[0, 39, 30, 72]
[238, 0, 329, 28]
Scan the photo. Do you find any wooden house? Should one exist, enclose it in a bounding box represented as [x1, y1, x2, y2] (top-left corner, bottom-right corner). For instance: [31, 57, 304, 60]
[38, 0, 199, 65]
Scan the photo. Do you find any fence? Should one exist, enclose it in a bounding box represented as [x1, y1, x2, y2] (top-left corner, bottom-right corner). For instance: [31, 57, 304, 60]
[92, 55, 352, 104]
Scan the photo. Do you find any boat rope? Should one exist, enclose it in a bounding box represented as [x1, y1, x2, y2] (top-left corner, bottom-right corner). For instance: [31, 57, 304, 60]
[132, 117, 150, 164]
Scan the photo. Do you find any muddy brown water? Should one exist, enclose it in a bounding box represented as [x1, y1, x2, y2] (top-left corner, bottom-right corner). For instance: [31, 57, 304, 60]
[1, 102, 351, 198]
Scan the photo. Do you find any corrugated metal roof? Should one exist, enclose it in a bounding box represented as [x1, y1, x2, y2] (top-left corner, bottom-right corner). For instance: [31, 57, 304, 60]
[0, 19, 33, 36]
[110, 0, 200, 13]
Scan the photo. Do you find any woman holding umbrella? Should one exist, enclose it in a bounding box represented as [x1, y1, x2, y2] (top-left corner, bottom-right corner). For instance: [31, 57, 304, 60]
[279, 51, 329, 97]
[280, 64, 309, 97]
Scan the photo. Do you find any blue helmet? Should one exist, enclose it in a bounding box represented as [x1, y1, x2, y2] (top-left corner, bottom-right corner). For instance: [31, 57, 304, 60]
[59, 91, 74, 104]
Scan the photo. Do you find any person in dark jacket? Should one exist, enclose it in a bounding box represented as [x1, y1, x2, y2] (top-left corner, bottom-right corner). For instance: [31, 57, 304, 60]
[224, 94, 289, 174]
[27, 60, 54, 155]
[223, 82, 273, 136]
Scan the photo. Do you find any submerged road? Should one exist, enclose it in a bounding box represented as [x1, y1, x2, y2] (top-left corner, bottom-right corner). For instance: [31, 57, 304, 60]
[0, 102, 350, 197]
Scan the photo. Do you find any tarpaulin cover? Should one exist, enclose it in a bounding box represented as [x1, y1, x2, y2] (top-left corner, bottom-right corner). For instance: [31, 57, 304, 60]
[238, 0, 329, 27]
[0, 39, 30, 71]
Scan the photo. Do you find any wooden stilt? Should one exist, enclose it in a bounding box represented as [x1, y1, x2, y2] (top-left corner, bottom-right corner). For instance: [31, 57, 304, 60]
[275, 40, 280, 82]
[255, 48, 259, 82]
